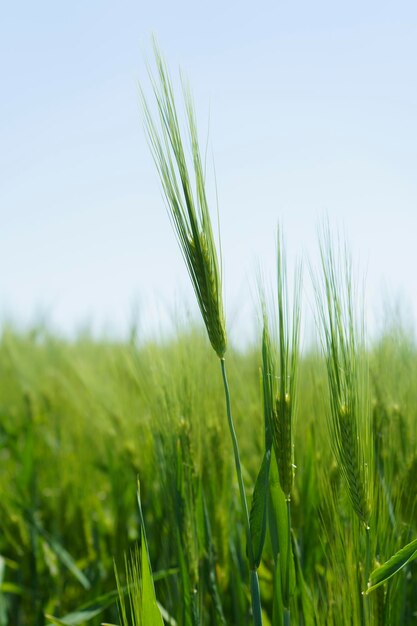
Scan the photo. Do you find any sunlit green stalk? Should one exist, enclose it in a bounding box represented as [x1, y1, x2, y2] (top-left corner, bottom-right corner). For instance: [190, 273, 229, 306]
[220, 357, 263, 625]
[363, 525, 371, 626]
[220, 358, 252, 548]
[284, 498, 291, 625]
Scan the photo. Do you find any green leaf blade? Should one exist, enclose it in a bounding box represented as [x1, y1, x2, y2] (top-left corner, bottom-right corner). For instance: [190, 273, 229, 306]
[366, 537, 417, 594]
[249, 451, 271, 569]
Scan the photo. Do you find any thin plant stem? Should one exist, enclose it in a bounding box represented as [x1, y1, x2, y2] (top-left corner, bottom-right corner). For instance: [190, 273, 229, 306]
[220, 358, 251, 547]
[363, 525, 371, 626]
[284, 497, 292, 626]
[220, 357, 263, 625]
[365, 525, 371, 588]
[250, 570, 263, 626]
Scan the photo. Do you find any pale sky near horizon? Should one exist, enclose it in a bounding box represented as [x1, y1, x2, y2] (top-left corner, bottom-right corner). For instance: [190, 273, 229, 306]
[1, 1, 416, 346]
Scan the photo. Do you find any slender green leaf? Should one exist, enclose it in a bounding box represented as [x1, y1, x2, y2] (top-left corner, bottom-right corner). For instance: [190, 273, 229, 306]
[251, 570, 263, 626]
[115, 483, 165, 626]
[45, 607, 105, 625]
[272, 554, 284, 626]
[292, 534, 316, 626]
[366, 538, 417, 594]
[250, 450, 271, 568]
[268, 453, 295, 604]
[140, 531, 165, 626]
[17, 506, 90, 590]
[157, 601, 177, 626]
[268, 453, 287, 561]
[45, 588, 121, 624]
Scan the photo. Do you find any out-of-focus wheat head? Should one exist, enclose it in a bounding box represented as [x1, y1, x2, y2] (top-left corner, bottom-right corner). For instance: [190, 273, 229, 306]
[316, 226, 371, 527]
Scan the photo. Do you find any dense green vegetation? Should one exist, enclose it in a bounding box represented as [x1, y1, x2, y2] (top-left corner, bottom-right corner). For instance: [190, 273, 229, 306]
[0, 319, 416, 625]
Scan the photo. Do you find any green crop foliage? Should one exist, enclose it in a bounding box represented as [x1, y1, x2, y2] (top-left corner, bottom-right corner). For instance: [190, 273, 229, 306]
[0, 310, 417, 625]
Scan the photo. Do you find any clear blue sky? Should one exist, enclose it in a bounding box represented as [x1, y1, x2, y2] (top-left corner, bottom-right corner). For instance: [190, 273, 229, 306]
[1, 1, 416, 344]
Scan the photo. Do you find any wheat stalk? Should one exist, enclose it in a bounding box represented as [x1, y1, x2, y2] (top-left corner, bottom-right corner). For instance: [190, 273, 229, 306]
[261, 228, 302, 625]
[315, 226, 373, 624]
[142, 42, 262, 625]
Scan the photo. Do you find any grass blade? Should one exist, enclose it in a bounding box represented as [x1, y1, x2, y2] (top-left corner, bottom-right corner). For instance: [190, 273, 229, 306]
[249, 450, 271, 569]
[366, 538, 417, 594]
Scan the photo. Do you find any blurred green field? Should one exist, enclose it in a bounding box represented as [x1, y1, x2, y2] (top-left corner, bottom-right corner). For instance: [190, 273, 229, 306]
[0, 318, 416, 625]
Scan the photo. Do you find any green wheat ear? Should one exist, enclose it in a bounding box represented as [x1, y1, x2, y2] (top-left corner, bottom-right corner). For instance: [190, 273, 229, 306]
[141, 42, 227, 358]
[315, 227, 371, 527]
[262, 228, 302, 500]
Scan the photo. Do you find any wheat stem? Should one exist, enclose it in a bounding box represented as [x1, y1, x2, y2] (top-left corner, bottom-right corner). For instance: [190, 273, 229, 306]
[220, 357, 262, 625]
[284, 497, 292, 624]
[250, 570, 263, 626]
[363, 525, 371, 626]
